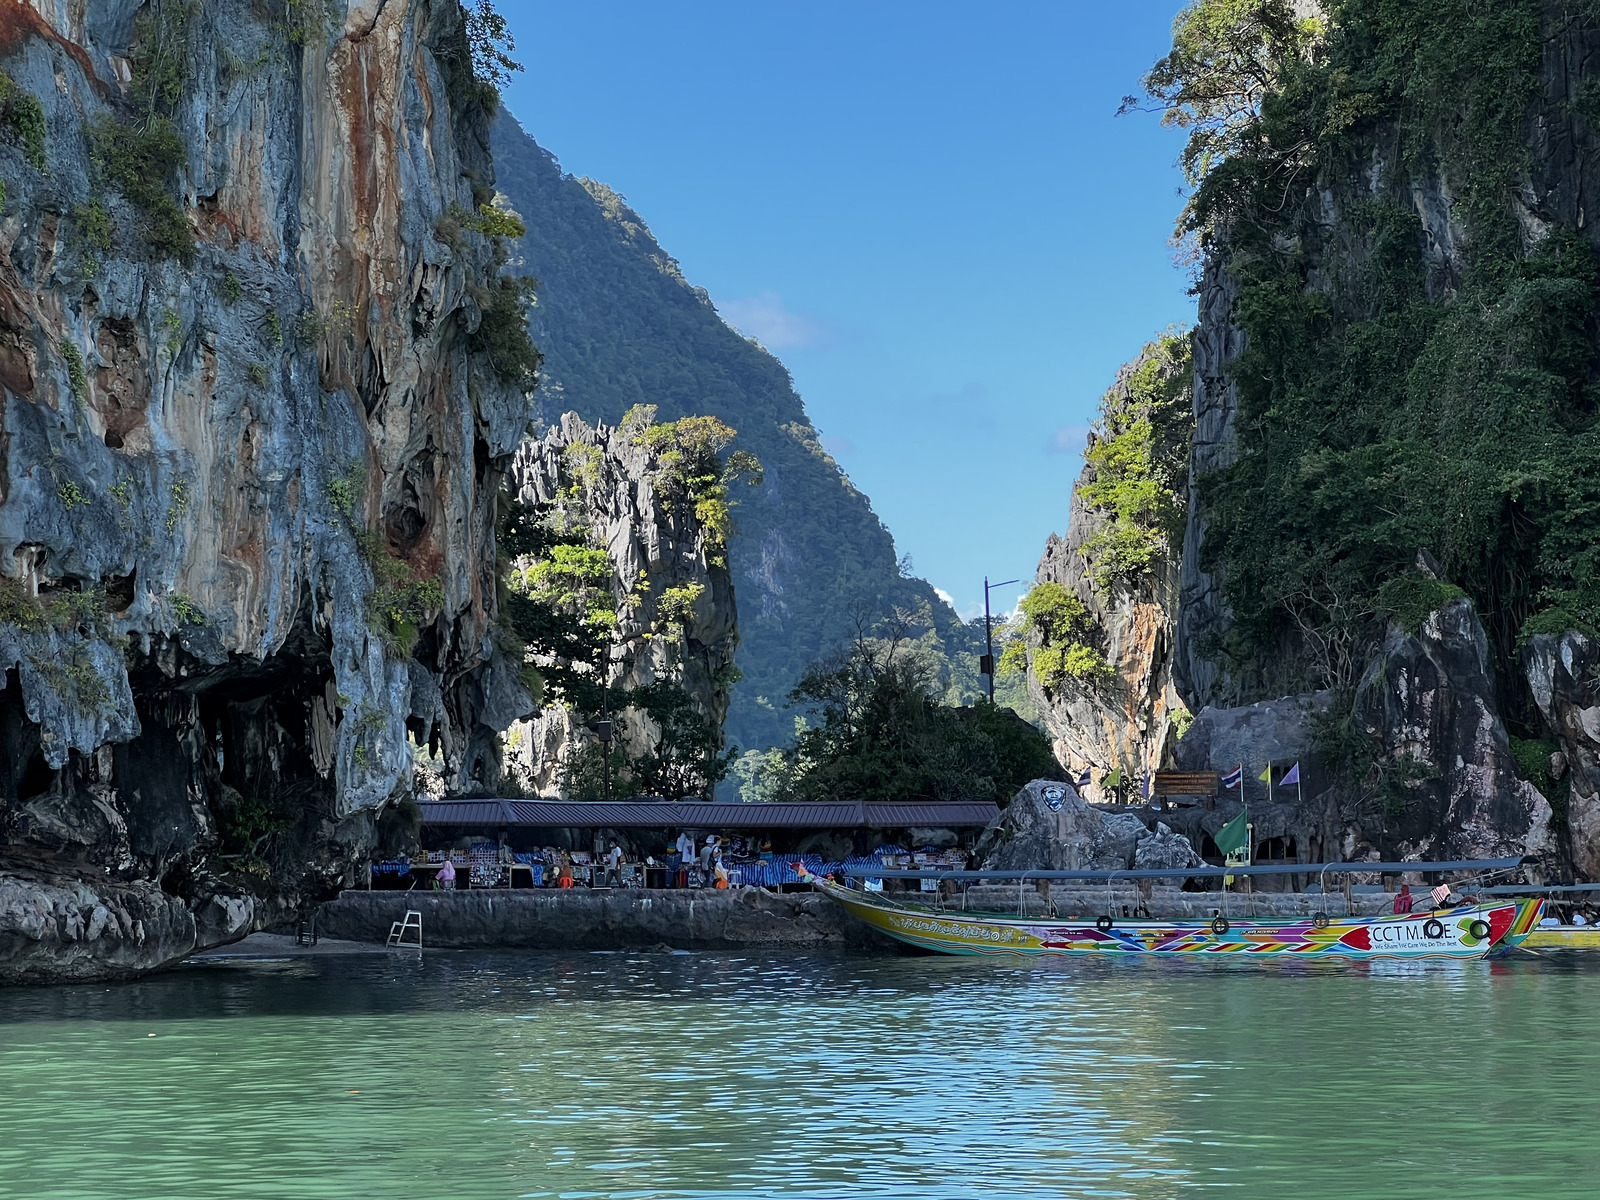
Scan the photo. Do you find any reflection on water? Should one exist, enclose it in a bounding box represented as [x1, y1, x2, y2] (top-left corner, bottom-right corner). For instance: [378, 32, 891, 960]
[2, 950, 1598, 1199]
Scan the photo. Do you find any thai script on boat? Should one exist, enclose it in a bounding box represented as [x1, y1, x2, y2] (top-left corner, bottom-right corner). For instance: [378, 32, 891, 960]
[893, 915, 1020, 944]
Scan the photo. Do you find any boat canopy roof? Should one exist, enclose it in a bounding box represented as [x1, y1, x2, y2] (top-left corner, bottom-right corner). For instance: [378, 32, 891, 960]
[841, 857, 1523, 882]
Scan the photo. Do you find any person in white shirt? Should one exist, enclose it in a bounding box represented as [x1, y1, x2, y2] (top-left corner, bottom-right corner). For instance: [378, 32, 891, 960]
[675, 831, 694, 887]
[606, 840, 623, 887]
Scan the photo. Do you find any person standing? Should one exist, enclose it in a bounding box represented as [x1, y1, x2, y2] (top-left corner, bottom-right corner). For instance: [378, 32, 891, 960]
[698, 835, 716, 886]
[606, 839, 623, 887]
[676, 831, 694, 887]
[1393, 883, 1413, 914]
[438, 857, 456, 890]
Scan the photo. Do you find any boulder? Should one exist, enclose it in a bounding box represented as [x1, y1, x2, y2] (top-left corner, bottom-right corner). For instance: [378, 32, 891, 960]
[1173, 693, 1331, 799]
[1353, 599, 1554, 862]
[975, 778, 1162, 871]
[1134, 822, 1203, 871]
[1525, 630, 1600, 878]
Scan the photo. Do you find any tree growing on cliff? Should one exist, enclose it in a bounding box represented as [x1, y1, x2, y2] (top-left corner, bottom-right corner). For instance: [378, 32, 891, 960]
[1123, 0, 1322, 244]
[1076, 332, 1194, 591]
[1000, 582, 1116, 693]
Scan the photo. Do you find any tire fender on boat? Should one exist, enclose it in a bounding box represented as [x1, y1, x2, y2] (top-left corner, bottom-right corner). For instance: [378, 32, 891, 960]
[1312, 913, 1330, 929]
[1423, 918, 1445, 939]
[1467, 919, 1491, 940]
[1095, 915, 1114, 933]
[1210, 916, 1229, 936]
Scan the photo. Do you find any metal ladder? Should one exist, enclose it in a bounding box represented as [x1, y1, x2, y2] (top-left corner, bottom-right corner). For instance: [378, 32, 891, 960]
[386, 909, 422, 949]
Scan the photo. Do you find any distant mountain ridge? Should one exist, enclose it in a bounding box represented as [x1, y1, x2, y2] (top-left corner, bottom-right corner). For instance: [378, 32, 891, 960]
[490, 112, 964, 753]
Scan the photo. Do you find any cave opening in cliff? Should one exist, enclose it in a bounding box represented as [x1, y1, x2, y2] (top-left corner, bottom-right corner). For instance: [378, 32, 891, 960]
[103, 599, 343, 900]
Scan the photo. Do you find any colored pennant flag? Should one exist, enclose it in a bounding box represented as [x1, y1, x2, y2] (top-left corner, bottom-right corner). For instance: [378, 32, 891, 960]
[1142, 768, 1152, 800]
[1281, 762, 1301, 786]
[1220, 765, 1243, 789]
[1431, 883, 1452, 906]
[1104, 766, 1124, 788]
[1214, 807, 1251, 857]
[1257, 763, 1273, 783]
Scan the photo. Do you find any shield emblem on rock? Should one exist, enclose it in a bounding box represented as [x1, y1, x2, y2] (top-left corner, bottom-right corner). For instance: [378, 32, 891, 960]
[1042, 784, 1066, 812]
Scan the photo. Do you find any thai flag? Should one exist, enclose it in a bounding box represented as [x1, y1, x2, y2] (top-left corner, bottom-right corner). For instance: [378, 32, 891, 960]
[1074, 767, 1092, 789]
[1221, 765, 1244, 790]
[1431, 883, 1452, 906]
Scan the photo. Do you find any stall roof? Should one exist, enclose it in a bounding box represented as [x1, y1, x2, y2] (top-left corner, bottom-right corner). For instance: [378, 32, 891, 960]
[417, 798, 999, 829]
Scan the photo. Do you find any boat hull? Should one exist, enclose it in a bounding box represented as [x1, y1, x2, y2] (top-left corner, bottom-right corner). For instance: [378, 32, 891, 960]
[813, 878, 1539, 961]
[1523, 925, 1600, 950]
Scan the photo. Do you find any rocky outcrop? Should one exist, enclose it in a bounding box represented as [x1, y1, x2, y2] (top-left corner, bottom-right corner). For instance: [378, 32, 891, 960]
[1174, 693, 1330, 785]
[1525, 630, 1600, 877]
[1174, 259, 1244, 710]
[1026, 341, 1190, 794]
[498, 413, 738, 795]
[1351, 600, 1555, 863]
[0, 2, 529, 982]
[974, 779, 1201, 872]
[488, 114, 973, 757]
[1167, 601, 1555, 867]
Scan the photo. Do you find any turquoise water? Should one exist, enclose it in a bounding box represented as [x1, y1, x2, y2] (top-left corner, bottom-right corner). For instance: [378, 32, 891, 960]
[1, 949, 1598, 1198]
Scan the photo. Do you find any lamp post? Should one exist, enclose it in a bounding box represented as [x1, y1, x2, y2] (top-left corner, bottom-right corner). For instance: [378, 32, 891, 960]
[980, 576, 1021, 703]
[587, 677, 614, 803]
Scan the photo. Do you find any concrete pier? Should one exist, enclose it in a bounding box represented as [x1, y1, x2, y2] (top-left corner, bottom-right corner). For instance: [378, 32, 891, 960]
[317, 886, 899, 951]
[315, 884, 1424, 951]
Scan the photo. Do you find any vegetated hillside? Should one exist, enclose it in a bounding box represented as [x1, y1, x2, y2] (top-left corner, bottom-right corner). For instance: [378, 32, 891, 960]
[489, 113, 984, 753]
[1007, 0, 1600, 874]
[1171, 0, 1600, 726]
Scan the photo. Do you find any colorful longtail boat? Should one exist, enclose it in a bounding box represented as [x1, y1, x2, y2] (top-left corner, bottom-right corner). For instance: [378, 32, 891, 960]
[800, 870, 1543, 960]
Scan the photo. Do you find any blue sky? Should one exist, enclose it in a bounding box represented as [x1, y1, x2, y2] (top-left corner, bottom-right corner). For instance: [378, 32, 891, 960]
[496, 1, 1192, 618]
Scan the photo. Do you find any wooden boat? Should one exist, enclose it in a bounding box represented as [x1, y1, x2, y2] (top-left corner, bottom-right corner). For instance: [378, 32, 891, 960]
[800, 870, 1544, 960]
[1523, 924, 1600, 950]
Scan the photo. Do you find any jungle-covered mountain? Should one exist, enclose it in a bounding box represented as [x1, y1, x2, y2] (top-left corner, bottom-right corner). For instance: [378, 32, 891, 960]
[489, 113, 994, 754]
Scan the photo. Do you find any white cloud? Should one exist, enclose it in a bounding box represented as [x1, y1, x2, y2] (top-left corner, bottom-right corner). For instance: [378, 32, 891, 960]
[1046, 422, 1092, 456]
[933, 587, 957, 608]
[718, 291, 827, 349]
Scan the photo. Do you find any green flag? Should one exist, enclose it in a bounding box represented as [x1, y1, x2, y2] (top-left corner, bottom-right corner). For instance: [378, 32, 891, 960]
[1104, 767, 1124, 788]
[1214, 808, 1250, 857]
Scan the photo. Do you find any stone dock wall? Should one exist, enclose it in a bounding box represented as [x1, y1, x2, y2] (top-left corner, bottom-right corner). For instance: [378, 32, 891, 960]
[318, 884, 1418, 950]
[317, 887, 898, 951]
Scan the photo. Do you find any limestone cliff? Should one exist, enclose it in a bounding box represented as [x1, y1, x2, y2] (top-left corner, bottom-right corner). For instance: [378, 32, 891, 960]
[1015, 1, 1600, 877]
[0, 0, 530, 982]
[496, 411, 738, 797]
[1022, 336, 1191, 798]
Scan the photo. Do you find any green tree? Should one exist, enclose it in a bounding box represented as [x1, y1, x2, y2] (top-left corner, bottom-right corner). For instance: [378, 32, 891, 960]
[1003, 582, 1115, 691]
[1077, 333, 1193, 589]
[779, 616, 1062, 805]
